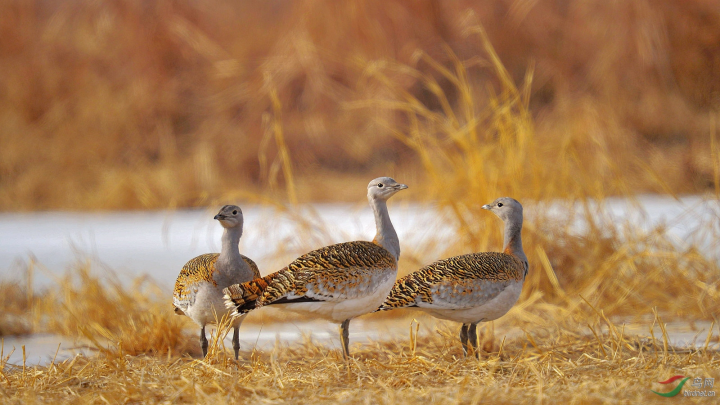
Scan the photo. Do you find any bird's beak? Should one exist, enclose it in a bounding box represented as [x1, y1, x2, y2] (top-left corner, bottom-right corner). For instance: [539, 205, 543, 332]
[481, 204, 491, 210]
[214, 214, 224, 220]
[396, 184, 408, 190]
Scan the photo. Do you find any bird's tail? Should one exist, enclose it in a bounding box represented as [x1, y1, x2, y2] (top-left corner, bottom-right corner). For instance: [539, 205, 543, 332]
[223, 269, 296, 317]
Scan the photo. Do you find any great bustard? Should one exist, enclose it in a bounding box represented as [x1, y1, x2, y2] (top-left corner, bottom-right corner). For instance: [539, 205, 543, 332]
[173, 205, 261, 360]
[378, 197, 528, 358]
[224, 177, 407, 359]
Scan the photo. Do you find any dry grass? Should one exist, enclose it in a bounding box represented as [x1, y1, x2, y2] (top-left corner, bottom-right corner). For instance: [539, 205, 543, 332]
[1, 264, 719, 403]
[0, 281, 32, 337]
[32, 263, 194, 357]
[1, 0, 720, 210]
[0, 327, 711, 404]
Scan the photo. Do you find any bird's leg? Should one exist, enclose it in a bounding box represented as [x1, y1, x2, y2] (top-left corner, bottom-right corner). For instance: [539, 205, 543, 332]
[460, 323, 470, 357]
[469, 323, 479, 359]
[232, 325, 240, 360]
[340, 319, 351, 360]
[200, 326, 209, 358]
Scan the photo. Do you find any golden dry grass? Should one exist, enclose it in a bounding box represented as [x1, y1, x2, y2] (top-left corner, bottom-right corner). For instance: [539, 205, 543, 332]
[0, 281, 32, 337]
[3, 326, 719, 404]
[1, 262, 719, 404]
[1, 0, 719, 210]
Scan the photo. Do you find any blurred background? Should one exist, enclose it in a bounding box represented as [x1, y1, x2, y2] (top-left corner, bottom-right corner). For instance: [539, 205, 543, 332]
[1, 0, 719, 211]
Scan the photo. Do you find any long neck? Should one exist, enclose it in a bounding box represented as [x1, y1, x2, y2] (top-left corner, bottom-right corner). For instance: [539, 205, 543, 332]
[503, 218, 527, 266]
[218, 226, 242, 270]
[370, 197, 400, 261]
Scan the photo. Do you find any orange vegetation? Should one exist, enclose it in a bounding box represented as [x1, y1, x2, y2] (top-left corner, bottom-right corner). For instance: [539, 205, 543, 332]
[1, 0, 719, 210]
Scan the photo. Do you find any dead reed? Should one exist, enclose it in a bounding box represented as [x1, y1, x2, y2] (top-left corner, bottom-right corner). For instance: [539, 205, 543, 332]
[1, 284, 718, 404]
[1, 0, 719, 210]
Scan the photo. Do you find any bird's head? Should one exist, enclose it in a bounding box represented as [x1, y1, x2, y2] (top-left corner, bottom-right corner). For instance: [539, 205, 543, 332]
[481, 197, 523, 223]
[367, 177, 408, 201]
[214, 205, 243, 228]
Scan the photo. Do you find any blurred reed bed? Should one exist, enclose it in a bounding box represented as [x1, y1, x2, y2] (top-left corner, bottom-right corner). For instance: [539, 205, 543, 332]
[0, 281, 32, 336]
[0, 261, 194, 356]
[1, 0, 719, 210]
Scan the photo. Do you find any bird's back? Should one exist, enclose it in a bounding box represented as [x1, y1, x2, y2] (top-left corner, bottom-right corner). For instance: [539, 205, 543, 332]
[224, 241, 397, 318]
[380, 252, 525, 311]
[287, 241, 396, 271]
[261, 241, 396, 305]
[243, 255, 262, 279]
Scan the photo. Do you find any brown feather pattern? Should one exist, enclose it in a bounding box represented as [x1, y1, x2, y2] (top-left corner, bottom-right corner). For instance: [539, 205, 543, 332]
[224, 241, 396, 315]
[173, 253, 261, 315]
[378, 252, 525, 310]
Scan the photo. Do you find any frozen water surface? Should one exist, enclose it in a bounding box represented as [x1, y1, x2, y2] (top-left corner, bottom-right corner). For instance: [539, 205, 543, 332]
[1, 196, 717, 287]
[0, 203, 458, 288]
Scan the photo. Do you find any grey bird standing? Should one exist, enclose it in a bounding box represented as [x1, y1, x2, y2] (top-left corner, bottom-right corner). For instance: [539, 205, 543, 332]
[224, 177, 408, 360]
[378, 197, 528, 358]
[173, 205, 261, 360]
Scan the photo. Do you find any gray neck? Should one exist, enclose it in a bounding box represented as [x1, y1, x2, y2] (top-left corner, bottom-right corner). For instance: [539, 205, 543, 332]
[217, 226, 243, 271]
[503, 218, 528, 265]
[370, 197, 400, 261]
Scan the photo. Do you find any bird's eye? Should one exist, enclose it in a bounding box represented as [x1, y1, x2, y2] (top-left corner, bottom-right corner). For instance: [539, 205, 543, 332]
[377, 183, 384, 188]
[232, 210, 237, 215]
[497, 203, 503, 207]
